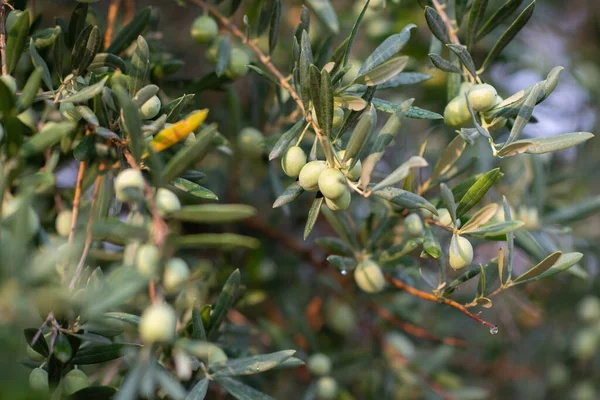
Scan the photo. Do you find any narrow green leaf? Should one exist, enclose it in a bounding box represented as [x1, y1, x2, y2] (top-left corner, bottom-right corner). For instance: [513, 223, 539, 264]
[371, 156, 428, 192]
[341, 0, 371, 67]
[211, 350, 296, 377]
[20, 121, 77, 157]
[273, 181, 304, 208]
[455, 168, 503, 217]
[161, 125, 217, 184]
[455, 0, 469, 27]
[317, 237, 353, 256]
[304, 196, 324, 240]
[430, 135, 467, 182]
[476, 0, 524, 41]
[175, 234, 260, 250]
[544, 195, 600, 225]
[17, 68, 42, 112]
[513, 251, 561, 283]
[428, 53, 462, 74]
[464, 220, 524, 238]
[343, 104, 376, 165]
[89, 52, 128, 72]
[72, 25, 101, 74]
[466, 0, 488, 49]
[171, 178, 218, 201]
[504, 82, 542, 147]
[113, 84, 143, 162]
[523, 132, 594, 154]
[353, 56, 409, 86]
[268, 0, 282, 55]
[24, 328, 50, 357]
[372, 187, 438, 215]
[496, 140, 534, 157]
[29, 39, 53, 90]
[59, 76, 108, 103]
[269, 120, 305, 160]
[424, 6, 450, 44]
[440, 183, 458, 225]
[185, 378, 209, 400]
[379, 239, 421, 262]
[106, 7, 152, 55]
[359, 24, 416, 75]
[306, 0, 339, 34]
[169, 204, 256, 223]
[192, 304, 207, 341]
[72, 343, 141, 365]
[207, 269, 241, 340]
[446, 44, 477, 79]
[215, 35, 231, 78]
[128, 35, 150, 95]
[512, 252, 583, 285]
[70, 387, 117, 400]
[6, 10, 31, 74]
[215, 376, 275, 400]
[320, 70, 333, 136]
[480, 1, 535, 71]
[460, 203, 499, 232]
[299, 30, 313, 109]
[67, 2, 88, 49]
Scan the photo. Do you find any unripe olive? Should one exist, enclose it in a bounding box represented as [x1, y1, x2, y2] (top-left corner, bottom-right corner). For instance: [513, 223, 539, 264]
[571, 382, 597, 400]
[332, 107, 344, 129]
[226, 48, 250, 79]
[467, 83, 498, 112]
[62, 369, 90, 395]
[443, 95, 471, 128]
[337, 150, 361, 181]
[578, 296, 600, 324]
[354, 259, 386, 293]
[27, 345, 46, 362]
[404, 213, 423, 237]
[307, 353, 332, 376]
[59, 102, 82, 122]
[384, 332, 416, 360]
[299, 160, 327, 192]
[449, 235, 473, 270]
[191, 15, 218, 44]
[238, 127, 264, 158]
[136, 244, 160, 278]
[318, 168, 347, 200]
[28, 368, 49, 393]
[325, 189, 351, 211]
[208, 347, 228, 365]
[325, 299, 356, 335]
[115, 169, 145, 202]
[206, 37, 222, 63]
[140, 95, 161, 120]
[55, 210, 73, 237]
[572, 328, 598, 361]
[139, 302, 177, 343]
[282, 146, 307, 177]
[0, 75, 17, 94]
[316, 377, 338, 400]
[458, 81, 473, 96]
[435, 208, 453, 227]
[155, 188, 181, 216]
[163, 258, 190, 292]
[547, 363, 569, 388]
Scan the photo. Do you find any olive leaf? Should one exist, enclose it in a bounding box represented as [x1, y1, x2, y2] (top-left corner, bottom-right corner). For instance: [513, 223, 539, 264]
[306, 0, 339, 34]
[353, 56, 409, 86]
[476, 0, 525, 41]
[460, 203, 499, 233]
[273, 181, 304, 208]
[440, 183, 458, 225]
[304, 195, 324, 240]
[358, 24, 416, 75]
[466, 0, 488, 49]
[207, 269, 241, 340]
[424, 6, 450, 44]
[430, 135, 467, 183]
[29, 39, 53, 91]
[371, 156, 428, 192]
[106, 7, 152, 55]
[128, 36, 150, 95]
[6, 10, 31, 74]
[428, 53, 462, 74]
[268, 0, 282, 55]
[446, 44, 477, 79]
[269, 120, 305, 160]
[343, 104, 376, 167]
[456, 168, 503, 218]
[372, 187, 438, 215]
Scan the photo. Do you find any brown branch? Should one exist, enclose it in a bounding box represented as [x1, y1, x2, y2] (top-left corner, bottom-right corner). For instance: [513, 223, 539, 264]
[68, 160, 87, 245]
[104, 0, 122, 49]
[371, 304, 467, 348]
[431, 0, 460, 45]
[0, 2, 7, 76]
[386, 275, 497, 330]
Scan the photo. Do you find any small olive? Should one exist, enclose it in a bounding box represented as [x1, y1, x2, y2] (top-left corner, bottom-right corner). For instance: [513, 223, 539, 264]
[332, 107, 344, 129]
[435, 208, 453, 227]
[578, 296, 600, 324]
[404, 213, 423, 237]
[139, 302, 177, 343]
[205, 37, 222, 63]
[299, 160, 328, 192]
[282, 146, 307, 177]
[443, 95, 471, 128]
[191, 15, 218, 44]
[0, 75, 17, 94]
[238, 127, 264, 158]
[140, 95, 161, 120]
[318, 168, 347, 200]
[226, 48, 250, 79]
[135, 244, 161, 278]
[572, 328, 598, 361]
[307, 353, 332, 377]
[316, 377, 338, 400]
[55, 210, 73, 237]
[325, 299, 356, 335]
[337, 150, 362, 181]
[62, 369, 90, 395]
[155, 188, 181, 216]
[448, 235, 473, 270]
[325, 189, 351, 211]
[467, 83, 498, 112]
[115, 169, 145, 202]
[28, 368, 49, 394]
[354, 259, 386, 293]
[26, 346, 46, 362]
[163, 258, 190, 292]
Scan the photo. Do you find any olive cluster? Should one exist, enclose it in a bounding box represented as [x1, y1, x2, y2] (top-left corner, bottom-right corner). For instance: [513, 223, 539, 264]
[191, 15, 250, 79]
[443, 83, 505, 130]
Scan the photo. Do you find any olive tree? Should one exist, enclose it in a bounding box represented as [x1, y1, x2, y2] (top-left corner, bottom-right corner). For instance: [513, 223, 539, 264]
[0, 0, 598, 399]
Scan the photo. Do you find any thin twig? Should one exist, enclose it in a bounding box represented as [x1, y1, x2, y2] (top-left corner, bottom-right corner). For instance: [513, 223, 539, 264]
[104, 0, 122, 49]
[68, 161, 87, 245]
[386, 275, 497, 330]
[431, 0, 460, 45]
[0, 1, 8, 76]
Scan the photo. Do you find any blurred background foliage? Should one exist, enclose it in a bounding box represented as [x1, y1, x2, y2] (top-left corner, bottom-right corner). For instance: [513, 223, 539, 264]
[2, 0, 600, 399]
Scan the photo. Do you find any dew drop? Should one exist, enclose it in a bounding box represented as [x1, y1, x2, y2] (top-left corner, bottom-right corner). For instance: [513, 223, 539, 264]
[489, 325, 499, 335]
[256, 367, 260, 372]
[340, 269, 348, 276]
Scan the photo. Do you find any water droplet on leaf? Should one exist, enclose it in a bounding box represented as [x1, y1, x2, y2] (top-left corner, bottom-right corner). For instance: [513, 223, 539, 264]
[340, 269, 348, 275]
[489, 325, 499, 335]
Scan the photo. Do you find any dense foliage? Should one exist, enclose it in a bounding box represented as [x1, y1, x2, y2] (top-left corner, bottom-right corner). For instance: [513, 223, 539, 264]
[0, 0, 599, 399]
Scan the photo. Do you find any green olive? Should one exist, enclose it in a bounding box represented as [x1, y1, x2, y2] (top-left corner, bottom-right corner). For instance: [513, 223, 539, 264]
[572, 328, 598, 361]
[307, 353, 332, 377]
[324, 189, 351, 211]
[281, 146, 307, 177]
[299, 160, 327, 192]
[332, 107, 344, 129]
[237, 127, 264, 158]
[62, 369, 90, 395]
[449, 235, 473, 270]
[2, 198, 40, 238]
[115, 169, 145, 202]
[226, 48, 250, 79]
[337, 150, 362, 181]
[443, 95, 471, 128]
[135, 244, 160, 278]
[316, 377, 338, 400]
[318, 168, 347, 200]
[205, 37, 222, 63]
[28, 368, 49, 393]
[163, 258, 190, 292]
[458, 81, 473, 96]
[547, 363, 569, 388]
[467, 83, 498, 112]
[578, 296, 600, 323]
[435, 208, 453, 227]
[140, 95, 161, 120]
[27, 345, 46, 362]
[55, 210, 73, 237]
[354, 259, 386, 293]
[139, 302, 177, 343]
[571, 382, 597, 400]
[325, 299, 356, 335]
[404, 213, 423, 237]
[191, 15, 218, 44]
[155, 188, 181, 216]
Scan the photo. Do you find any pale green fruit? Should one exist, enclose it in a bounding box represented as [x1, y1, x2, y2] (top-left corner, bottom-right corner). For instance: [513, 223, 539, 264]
[547, 363, 569, 388]
[572, 328, 598, 361]
[384, 332, 416, 360]
[436, 208, 453, 227]
[578, 296, 600, 323]
[332, 107, 344, 128]
[139, 302, 177, 343]
[206, 37, 222, 63]
[467, 83, 498, 112]
[226, 48, 250, 79]
[208, 347, 228, 365]
[62, 369, 90, 395]
[115, 169, 145, 202]
[308, 353, 332, 376]
[27, 345, 45, 362]
[458, 81, 473, 96]
[135, 244, 160, 278]
[140, 95, 161, 120]
[354, 259, 385, 293]
[0, 75, 17, 94]
[60, 102, 82, 122]
[443, 95, 471, 128]
[163, 258, 190, 292]
[282, 146, 307, 177]
[449, 235, 473, 270]
[191, 15, 218, 43]
[238, 127, 264, 158]
[325, 299, 356, 335]
[318, 168, 347, 200]
[316, 377, 338, 400]
[28, 368, 49, 393]
[55, 210, 73, 237]
[299, 160, 327, 192]
[325, 189, 351, 211]
[337, 150, 361, 181]
[155, 188, 181, 216]
[571, 382, 597, 400]
[404, 213, 423, 237]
